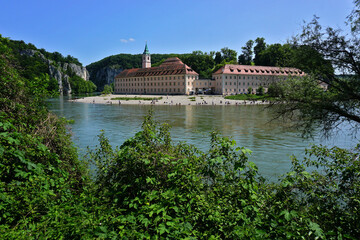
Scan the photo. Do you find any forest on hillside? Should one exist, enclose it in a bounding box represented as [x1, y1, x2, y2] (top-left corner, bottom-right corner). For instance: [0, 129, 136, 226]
[2, 36, 96, 95]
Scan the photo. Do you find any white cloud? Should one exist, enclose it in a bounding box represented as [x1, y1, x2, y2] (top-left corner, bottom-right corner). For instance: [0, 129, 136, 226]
[120, 38, 135, 43]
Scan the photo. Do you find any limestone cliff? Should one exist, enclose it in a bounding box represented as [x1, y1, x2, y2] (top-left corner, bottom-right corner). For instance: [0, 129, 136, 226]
[20, 49, 89, 95]
[88, 66, 122, 91]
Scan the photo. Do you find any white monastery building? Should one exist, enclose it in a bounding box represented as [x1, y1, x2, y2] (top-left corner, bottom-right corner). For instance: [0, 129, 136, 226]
[114, 44, 199, 95]
[212, 64, 305, 95]
[114, 44, 305, 95]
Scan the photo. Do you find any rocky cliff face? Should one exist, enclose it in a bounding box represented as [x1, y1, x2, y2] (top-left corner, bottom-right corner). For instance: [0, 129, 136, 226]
[20, 49, 89, 95]
[88, 66, 122, 91]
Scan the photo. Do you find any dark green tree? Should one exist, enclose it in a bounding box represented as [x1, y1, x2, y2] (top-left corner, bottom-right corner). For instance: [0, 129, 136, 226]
[253, 37, 267, 65]
[238, 40, 254, 65]
[214, 51, 223, 64]
[182, 51, 215, 79]
[270, 1, 360, 136]
[256, 85, 264, 95]
[220, 47, 237, 62]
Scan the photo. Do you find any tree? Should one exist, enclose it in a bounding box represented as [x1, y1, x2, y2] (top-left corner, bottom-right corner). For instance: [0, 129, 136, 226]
[214, 51, 222, 64]
[253, 37, 267, 65]
[247, 87, 253, 94]
[256, 86, 264, 95]
[102, 84, 113, 95]
[270, 1, 360, 136]
[182, 51, 215, 79]
[238, 40, 254, 65]
[348, 0, 360, 33]
[220, 47, 237, 62]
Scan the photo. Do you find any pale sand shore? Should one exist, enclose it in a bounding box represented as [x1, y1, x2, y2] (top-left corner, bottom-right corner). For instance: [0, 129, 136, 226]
[72, 94, 270, 106]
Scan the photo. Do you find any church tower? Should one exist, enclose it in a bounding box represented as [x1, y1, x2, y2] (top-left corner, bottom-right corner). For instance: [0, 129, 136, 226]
[142, 42, 151, 68]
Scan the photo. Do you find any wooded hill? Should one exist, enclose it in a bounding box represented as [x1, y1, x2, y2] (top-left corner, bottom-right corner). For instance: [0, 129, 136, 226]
[1, 35, 96, 95]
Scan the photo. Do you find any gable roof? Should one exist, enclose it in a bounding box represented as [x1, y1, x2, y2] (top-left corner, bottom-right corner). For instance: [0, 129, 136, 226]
[115, 57, 198, 78]
[213, 64, 305, 76]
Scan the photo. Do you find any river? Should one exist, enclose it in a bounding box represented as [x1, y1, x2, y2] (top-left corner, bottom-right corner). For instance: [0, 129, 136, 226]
[47, 96, 358, 181]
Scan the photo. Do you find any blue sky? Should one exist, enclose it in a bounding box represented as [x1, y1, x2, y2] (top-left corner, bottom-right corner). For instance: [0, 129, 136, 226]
[0, 0, 354, 66]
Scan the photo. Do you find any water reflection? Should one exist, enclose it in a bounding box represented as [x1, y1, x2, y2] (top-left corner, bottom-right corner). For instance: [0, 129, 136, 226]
[47, 97, 359, 181]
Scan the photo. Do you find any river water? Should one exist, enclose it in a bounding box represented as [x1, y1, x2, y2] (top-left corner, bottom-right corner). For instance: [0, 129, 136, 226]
[47, 96, 358, 181]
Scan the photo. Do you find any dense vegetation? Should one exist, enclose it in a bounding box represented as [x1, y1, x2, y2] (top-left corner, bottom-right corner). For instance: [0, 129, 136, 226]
[1, 35, 96, 95]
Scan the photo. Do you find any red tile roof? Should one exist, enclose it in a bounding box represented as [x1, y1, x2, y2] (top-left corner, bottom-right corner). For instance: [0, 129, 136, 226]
[213, 64, 305, 76]
[115, 57, 198, 78]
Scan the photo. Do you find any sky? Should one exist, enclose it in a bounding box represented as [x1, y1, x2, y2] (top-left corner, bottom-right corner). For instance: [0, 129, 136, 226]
[0, 0, 355, 66]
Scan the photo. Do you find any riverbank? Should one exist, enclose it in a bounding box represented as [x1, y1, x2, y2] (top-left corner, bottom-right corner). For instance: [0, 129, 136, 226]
[72, 94, 270, 106]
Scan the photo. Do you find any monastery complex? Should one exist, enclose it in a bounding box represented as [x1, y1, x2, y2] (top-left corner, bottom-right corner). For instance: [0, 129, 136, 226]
[114, 44, 305, 95]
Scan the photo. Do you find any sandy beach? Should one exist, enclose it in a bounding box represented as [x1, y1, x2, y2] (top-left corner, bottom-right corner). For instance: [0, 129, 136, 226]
[72, 94, 269, 106]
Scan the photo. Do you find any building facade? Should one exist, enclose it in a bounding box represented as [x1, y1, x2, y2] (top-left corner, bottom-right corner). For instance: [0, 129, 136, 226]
[114, 45, 199, 95]
[212, 64, 305, 95]
[193, 79, 216, 94]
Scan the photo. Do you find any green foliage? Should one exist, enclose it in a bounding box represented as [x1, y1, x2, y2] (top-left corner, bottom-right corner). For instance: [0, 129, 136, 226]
[269, 6, 360, 136]
[267, 83, 284, 97]
[69, 75, 96, 94]
[87, 111, 266, 238]
[256, 85, 264, 95]
[225, 94, 270, 101]
[0, 35, 87, 95]
[182, 51, 215, 79]
[273, 144, 360, 238]
[101, 84, 113, 95]
[238, 40, 254, 65]
[0, 36, 94, 239]
[253, 37, 266, 65]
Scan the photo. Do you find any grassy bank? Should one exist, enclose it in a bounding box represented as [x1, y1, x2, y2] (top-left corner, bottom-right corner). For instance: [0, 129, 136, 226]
[225, 94, 274, 101]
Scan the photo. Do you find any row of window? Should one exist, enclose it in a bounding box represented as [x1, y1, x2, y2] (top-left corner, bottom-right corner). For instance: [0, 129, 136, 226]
[220, 88, 266, 93]
[228, 68, 299, 74]
[115, 81, 185, 87]
[216, 75, 281, 80]
[220, 81, 270, 86]
[116, 88, 184, 93]
[117, 75, 198, 82]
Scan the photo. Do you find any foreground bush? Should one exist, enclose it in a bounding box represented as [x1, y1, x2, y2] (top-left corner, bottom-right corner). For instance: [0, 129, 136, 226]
[86, 111, 360, 239]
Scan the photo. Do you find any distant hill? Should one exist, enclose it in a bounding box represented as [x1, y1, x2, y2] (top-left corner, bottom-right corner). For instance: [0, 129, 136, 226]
[1, 35, 96, 95]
